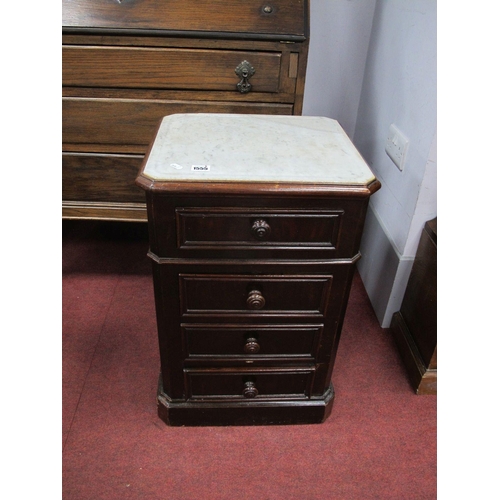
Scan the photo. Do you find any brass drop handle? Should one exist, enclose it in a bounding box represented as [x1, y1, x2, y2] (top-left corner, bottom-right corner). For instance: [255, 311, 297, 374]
[251, 219, 271, 240]
[247, 290, 266, 310]
[244, 337, 260, 354]
[243, 381, 258, 398]
[235, 60, 255, 94]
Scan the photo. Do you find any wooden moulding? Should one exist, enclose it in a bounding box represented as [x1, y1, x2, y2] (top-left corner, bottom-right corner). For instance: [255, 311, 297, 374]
[135, 174, 381, 198]
[62, 201, 147, 222]
[156, 374, 334, 426]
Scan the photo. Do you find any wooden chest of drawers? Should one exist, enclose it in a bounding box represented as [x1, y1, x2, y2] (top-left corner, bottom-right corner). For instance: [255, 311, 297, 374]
[62, 0, 309, 222]
[136, 114, 380, 426]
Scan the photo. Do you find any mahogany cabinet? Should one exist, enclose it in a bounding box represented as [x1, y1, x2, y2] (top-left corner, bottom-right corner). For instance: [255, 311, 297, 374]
[62, 0, 310, 221]
[136, 114, 380, 425]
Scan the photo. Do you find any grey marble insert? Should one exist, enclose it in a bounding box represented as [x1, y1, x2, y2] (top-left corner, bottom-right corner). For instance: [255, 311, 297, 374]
[142, 114, 376, 185]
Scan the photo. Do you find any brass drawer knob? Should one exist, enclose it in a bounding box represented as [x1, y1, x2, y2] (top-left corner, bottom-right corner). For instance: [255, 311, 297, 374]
[262, 5, 274, 14]
[251, 219, 271, 240]
[247, 290, 266, 310]
[243, 381, 258, 398]
[244, 337, 260, 354]
[235, 60, 255, 94]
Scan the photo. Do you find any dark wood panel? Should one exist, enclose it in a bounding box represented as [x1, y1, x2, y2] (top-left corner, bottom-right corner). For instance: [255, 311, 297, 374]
[62, 0, 307, 38]
[63, 47, 281, 92]
[186, 367, 313, 399]
[176, 208, 342, 249]
[184, 324, 322, 357]
[62, 98, 292, 148]
[63, 153, 144, 202]
[400, 219, 437, 368]
[146, 193, 370, 260]
[158, 382, 334, 426]
[179, 274, 332, 317]
[391, 218, 437, 395]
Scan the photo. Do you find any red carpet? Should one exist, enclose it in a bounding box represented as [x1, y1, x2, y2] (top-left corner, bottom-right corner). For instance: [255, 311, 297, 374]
[62, 220, 436, 499]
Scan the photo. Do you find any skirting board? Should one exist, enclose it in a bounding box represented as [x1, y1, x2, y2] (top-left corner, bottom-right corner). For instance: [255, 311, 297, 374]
[357, 204, 414, 327]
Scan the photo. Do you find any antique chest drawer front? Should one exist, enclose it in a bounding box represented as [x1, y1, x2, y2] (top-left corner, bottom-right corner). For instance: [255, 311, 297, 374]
[63, 47, 281, 92]
[186, 368, 313, 399]
[63, 153, 144, 202]
[62, 0, 306, 38]
[180, 274, 332, 317]
[177, 208, 343, 251]
[184, 325, 322, 358]
[63, 98, 292, 149]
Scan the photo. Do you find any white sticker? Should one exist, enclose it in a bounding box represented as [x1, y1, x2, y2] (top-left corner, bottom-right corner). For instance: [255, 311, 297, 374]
[191, 165, 211, 172]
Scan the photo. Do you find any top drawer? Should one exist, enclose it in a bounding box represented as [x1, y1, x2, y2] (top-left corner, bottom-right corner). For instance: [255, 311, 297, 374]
[146, 194, 371, 260]
[148, 201, 364, 259]
[176, 208, 342, 251]
[62, 0, 307, 40]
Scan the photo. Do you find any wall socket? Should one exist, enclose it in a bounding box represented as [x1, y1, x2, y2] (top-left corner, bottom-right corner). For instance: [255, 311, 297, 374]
[385, 124, 409, 171]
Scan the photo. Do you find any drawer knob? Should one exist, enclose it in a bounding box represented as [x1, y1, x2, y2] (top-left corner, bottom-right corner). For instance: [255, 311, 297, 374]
[251, 219, 271, 240]
[262, 5, 274, 14]
[243, 381, 258, 398]
[247, 290, 266, 310]
[235, 60, 255, 94]
[244, 337, 261, 354]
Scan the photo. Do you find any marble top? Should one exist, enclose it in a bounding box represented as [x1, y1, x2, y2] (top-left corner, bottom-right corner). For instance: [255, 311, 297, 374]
[142, 114, 376, 185]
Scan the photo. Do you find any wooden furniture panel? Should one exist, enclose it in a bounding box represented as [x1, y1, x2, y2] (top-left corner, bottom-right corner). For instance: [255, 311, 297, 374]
[179, 273, 333, 317]
[186, 368, 314, 399]
[62, 47, 282, 92]
[62, 1, 309, 221]
[62, 153, 144, 202]
[147, 195, 368, 260]
[63, 98, 291, 149]
[391, 218, 437, 395]
[62, 0, 307, 37]
[184, 324, 321, 358]
[176, 208, 342, 250]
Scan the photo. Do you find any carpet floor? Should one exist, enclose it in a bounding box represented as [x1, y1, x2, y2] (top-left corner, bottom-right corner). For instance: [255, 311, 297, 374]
[62, 220, 436, 500]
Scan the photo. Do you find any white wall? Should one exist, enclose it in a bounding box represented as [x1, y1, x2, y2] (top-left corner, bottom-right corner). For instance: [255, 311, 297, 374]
[354, 0, 437, 256]
[302, 0, 437, 327]
[355, 0, 437, 326]
[302, 0, 376, 138]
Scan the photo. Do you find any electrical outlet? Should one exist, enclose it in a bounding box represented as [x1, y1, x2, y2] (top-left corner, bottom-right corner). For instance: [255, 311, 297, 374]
[385, 124, 409, 171]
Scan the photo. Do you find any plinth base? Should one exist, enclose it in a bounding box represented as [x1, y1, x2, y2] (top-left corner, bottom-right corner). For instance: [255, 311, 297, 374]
[156, 376, 335, 426]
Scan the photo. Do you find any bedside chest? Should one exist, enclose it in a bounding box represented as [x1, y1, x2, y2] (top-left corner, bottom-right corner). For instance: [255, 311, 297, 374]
[136, 114, 380, 426]
[62, 0, 309, 222]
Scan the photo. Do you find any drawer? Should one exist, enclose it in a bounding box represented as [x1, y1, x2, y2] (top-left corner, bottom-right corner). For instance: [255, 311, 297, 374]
[62, 1, 307, 39]
[63, 153, 144, 202]
[63, 46, 281, 92]
[176, 208, 343, 251]
[63, 98, 292, 149]
[184, 324, 322, 358]
[146, 194, 370, 260]
[179, 274, 332, 317]
[186, 367, 313, 399]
